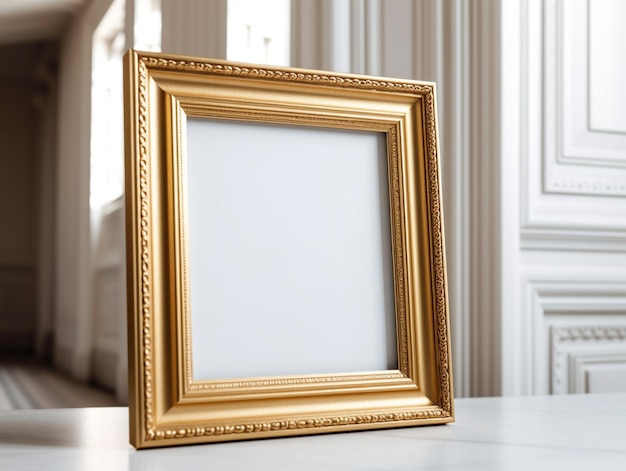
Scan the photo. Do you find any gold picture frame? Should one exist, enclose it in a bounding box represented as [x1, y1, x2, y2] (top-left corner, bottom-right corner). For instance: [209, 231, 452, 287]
[124, 49, 453, 449]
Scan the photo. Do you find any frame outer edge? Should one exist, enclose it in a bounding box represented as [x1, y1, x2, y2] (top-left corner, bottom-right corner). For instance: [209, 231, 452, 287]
[429, 83, 454, 417]
[124, 49, 145, 448]
[124, 51, 454, 447]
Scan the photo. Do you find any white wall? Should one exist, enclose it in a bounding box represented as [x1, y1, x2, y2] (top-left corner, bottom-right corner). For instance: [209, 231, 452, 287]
[502, 0, 626, 395]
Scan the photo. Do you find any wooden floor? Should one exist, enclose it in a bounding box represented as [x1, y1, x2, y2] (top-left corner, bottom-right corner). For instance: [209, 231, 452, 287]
[0, 356, 119, 410]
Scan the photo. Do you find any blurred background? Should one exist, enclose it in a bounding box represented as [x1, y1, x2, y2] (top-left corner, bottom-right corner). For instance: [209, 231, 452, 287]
[0, 0, 625, 408]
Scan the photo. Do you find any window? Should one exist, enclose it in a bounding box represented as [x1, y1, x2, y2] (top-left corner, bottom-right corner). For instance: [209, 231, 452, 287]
[91, 0, 161, 208]
[227, 0, 290, 66]
[91, 0, 125, 208]
[134, 0, 161, 52]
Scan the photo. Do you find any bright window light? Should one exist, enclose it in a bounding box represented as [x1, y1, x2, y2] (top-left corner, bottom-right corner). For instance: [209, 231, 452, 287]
[91, 0, 125, 208]
[227, 0, 290, 66]
[135, 0, 161, 52]
[91, 0, 161, 208]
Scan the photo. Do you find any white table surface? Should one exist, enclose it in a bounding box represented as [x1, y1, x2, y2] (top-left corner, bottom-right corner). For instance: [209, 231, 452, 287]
[1, 393, 625, 470]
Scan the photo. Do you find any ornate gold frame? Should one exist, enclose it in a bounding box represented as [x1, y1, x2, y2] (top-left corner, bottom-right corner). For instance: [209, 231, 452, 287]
[124, 49, 453, 449]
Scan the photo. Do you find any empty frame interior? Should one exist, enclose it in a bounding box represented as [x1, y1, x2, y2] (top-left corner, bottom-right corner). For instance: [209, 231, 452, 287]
[186, 119, 397, 380]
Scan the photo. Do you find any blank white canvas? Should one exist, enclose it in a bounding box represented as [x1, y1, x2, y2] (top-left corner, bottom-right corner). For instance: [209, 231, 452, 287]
[186, 118, 396, 380]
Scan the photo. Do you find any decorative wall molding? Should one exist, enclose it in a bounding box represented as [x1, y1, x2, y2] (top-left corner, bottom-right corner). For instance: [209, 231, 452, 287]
[570, 352, 626, 394]
[586, 0, 626, 135]
[551, 326, 626, 394]
[520, 0, 626, 233]
[553, 326, 626, 342]
[550, 327, 626, 394]
[546, 177, 626, 196]
[520, 227, 626, 252]
[511, 277, 626, 396]
[529, 280, 626, 318]
[543, 0, 626, 197]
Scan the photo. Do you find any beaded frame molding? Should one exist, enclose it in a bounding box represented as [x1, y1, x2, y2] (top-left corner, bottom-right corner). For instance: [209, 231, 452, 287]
[124, 50, 453, 449]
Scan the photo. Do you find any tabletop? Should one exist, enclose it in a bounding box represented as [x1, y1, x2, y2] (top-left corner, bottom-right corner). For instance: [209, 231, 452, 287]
[1, 392, 625, 470]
